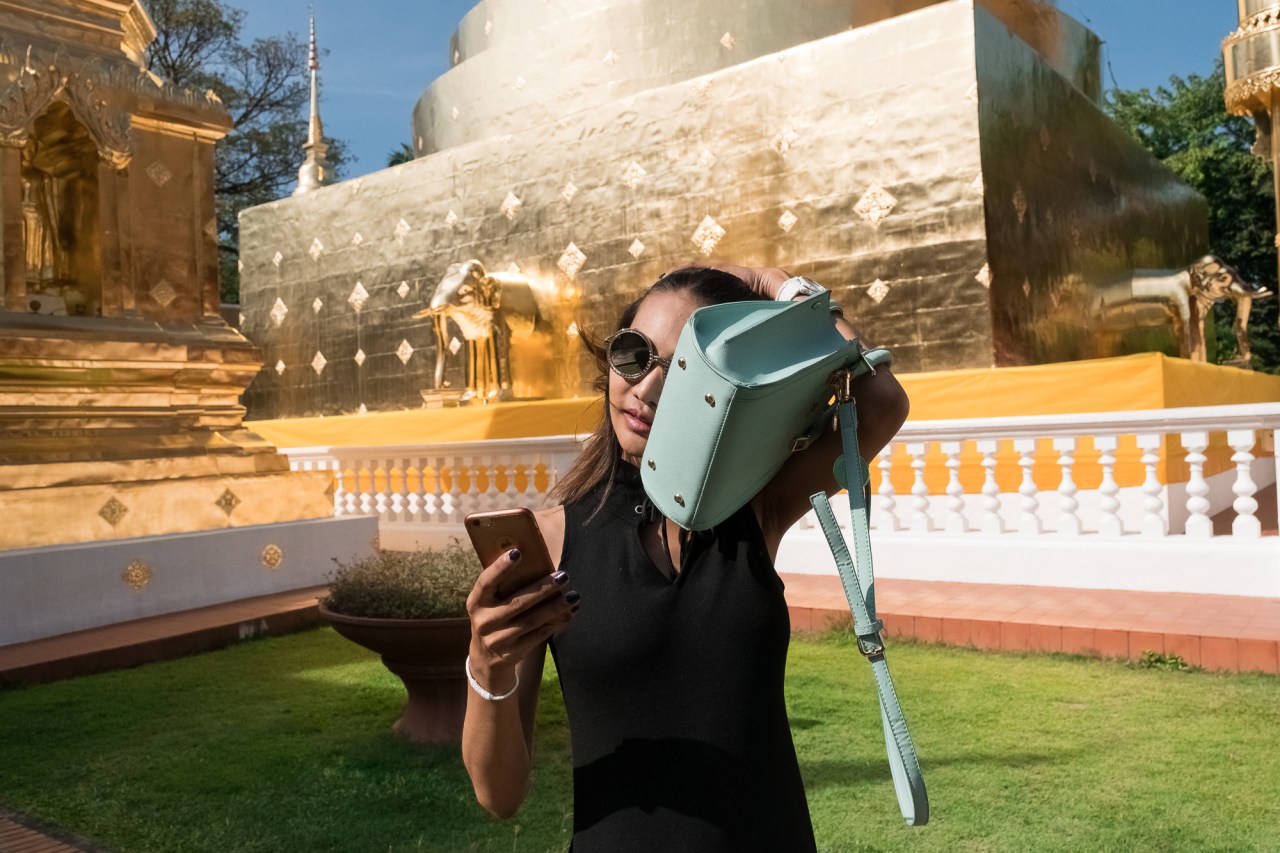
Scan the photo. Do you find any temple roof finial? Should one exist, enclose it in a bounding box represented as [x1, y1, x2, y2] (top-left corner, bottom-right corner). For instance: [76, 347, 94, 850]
[294, 11, 333, 195]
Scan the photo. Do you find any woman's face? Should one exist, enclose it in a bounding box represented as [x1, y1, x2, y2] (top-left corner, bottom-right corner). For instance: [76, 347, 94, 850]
[609, 289, 702, 466]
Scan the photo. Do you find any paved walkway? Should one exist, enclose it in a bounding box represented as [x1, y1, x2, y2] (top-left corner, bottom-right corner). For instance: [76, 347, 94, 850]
[784, 575, 1280, 673]
[3, 578, 1278, 686]
[0, 808, 102, 852]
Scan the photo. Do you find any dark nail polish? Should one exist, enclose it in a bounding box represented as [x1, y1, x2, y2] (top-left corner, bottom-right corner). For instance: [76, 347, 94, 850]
[508, 548, 521, 561]
[551, 570, 569, 585]
[565, 590, 581, 605]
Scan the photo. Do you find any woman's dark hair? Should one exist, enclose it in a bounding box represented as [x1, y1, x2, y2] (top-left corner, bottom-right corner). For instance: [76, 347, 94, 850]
[549, 267, 765, 510]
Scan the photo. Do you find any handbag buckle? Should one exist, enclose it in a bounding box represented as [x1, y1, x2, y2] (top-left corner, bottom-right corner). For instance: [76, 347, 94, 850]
[856, 619, 885, 658]
[831, 369, 855, 403]
[858, 636, 885, 658]
[790, 435, 813, 453]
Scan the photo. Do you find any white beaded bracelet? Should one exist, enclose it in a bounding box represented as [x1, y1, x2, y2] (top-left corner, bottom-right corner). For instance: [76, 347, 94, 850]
[465, 654, 520, 702]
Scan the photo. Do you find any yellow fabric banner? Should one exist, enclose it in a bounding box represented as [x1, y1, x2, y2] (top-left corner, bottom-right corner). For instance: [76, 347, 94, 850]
[247, 354, 1280, 491]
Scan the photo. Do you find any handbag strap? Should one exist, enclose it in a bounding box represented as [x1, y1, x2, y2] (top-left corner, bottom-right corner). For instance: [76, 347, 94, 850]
[808, 375, 929, 826]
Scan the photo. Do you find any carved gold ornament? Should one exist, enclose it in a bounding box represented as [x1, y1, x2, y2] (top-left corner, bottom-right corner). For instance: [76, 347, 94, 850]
[500, 192, 523, 220]
[975, 264, 993, 289]
[99, 497, 129, 527]
[622, 161, 647, 189]
[123, 559, 152, 590]
[1013, 186, 1028, 224]
[215, 489, 241, 517]
[691, 215, 726, 255]
[150, 279, 177, 308]
[868, 279, 891, 304]
[558, 242, 586, 278]
[855, 185, 898, 228]
[771, 123, 799, 156]
[396, 340, 415, 365]
[348, 282, 369, 312]
[261, 545, 284, 570]
[146, 160, 172, 187]
[778, 210, 798, 233]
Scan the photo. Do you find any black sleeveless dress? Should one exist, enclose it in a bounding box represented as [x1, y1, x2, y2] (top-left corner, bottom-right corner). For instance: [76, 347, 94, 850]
[549, 464, 817, 852]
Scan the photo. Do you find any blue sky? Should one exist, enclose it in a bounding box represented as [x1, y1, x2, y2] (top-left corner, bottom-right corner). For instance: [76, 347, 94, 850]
[233, 1, 1244, 179]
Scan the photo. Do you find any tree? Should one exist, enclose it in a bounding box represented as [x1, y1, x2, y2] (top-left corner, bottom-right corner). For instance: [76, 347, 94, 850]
[387, 142, 414, 167]
[1107, 62, 1279, 371]
[144, 0, 346, 303]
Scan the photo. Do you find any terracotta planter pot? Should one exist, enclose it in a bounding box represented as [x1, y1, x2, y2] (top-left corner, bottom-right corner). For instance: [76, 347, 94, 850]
[319, 605, 472, 744]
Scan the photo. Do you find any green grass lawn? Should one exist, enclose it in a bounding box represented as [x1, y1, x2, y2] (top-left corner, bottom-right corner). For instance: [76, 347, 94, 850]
[1, 627, 1277, 853]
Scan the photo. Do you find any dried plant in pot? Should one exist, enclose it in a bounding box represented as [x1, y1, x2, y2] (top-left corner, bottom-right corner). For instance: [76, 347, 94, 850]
[320, 541, 479, 744]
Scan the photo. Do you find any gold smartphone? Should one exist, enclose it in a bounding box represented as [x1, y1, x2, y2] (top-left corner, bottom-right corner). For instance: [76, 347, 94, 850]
[465, 507, 556, 599]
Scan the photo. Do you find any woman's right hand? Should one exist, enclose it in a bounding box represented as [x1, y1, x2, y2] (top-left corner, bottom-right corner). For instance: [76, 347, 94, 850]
[465, 549, 577, 693]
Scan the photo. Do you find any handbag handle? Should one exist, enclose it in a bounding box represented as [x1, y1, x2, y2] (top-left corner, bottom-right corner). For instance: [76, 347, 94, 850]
[808, 366, 929, 826]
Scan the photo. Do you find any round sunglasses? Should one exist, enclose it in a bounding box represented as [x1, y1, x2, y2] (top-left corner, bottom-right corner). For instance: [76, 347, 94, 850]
[604, 328, 673, 381]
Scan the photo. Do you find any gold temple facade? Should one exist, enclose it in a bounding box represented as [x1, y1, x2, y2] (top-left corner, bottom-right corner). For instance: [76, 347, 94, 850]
[239, 0, 1206, 419]
[0, 0, 334, 549]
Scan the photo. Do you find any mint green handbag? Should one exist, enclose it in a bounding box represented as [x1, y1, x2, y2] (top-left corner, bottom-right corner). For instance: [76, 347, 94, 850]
[640, 292, 929, 826]
[640, 292, 887, 530]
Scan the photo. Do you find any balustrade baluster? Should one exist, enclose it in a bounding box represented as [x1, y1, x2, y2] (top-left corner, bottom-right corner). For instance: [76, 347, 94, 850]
[467, 456, 485, 515]
[1095, 435, 1122, 536]
[406, 458, 423, 522]
[1014, 438, 1042, 535]
[1052, 436, 1081, 536]
[424, 457, 442, 522]
[333, 466, 349, 516]
[874, 450, 900, 531]
[1182, 431, 1211, 538]
[389, 458, 406, 521]
[373, 459, 391, 519]
[1228, 429, 1261, 538]
[977, 439, 1004, 534]
[504, 456, 520, 507]
[523, 460, 541, 507]
[445, 456, 463, 523]
[1137, 433, 1167, 537]
[356, 458, 374, 516]
[941, 441, 968, 533]
[906, 442, 934, 533]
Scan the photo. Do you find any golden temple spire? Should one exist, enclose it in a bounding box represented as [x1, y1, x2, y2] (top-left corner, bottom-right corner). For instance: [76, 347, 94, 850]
[294, 13, 333, 195]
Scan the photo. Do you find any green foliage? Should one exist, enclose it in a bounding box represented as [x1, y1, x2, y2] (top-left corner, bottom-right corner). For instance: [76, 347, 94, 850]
[2, 633, 1278, 851]
[1107, 62, 1280, 370]
[322, 543, 480, 619]
[145, 0, 348, 304]
[1136, 650, 1192, 672]
[387, 142, 415, 167]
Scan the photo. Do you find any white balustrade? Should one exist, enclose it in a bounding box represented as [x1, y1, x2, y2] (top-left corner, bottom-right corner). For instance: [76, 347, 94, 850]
[280, 403, 1280, 595]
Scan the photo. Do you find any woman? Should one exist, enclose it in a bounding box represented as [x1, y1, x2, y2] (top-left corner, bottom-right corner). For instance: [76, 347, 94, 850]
[463, 264, 909, 851]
